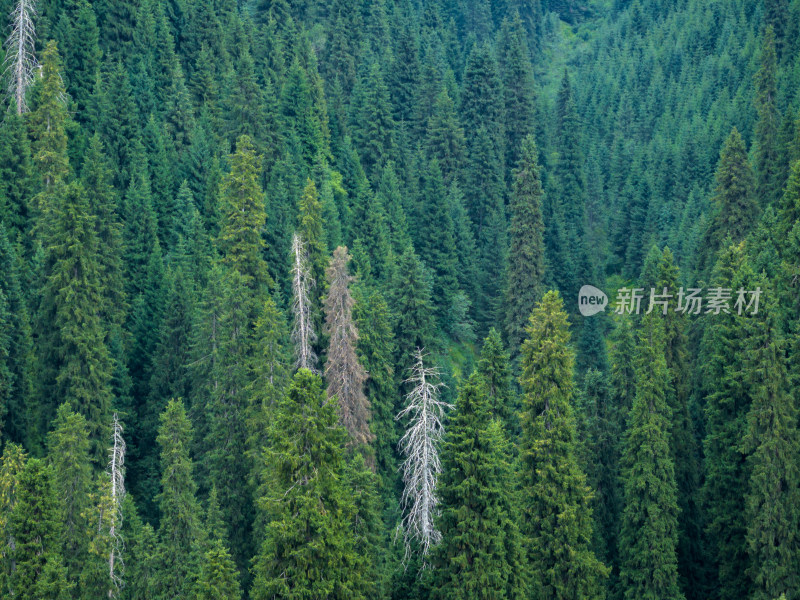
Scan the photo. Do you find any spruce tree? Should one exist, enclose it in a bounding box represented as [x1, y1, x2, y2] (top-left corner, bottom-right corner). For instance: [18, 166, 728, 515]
[430, 373, 525, 600]
[701, 244, 756, 600]
[505, 134, 545, 352]
[251, 370, 368, 599]
[152, 399, 203, 599]
[218, 135, 272, 294]
[46, 405, 91, 584]
[742, 284, 800, 600]
[37, 181, 113, 463]
[700, 128, 758, 274]
[518, 291, 607, 599]
[390, 247, 436, 383]
[754, 26, 781, 206]
[476, 328, 518, 437]
[619, 314, 683, 600]
[8, 459, 72, 599]
[353, 287, 399, 488]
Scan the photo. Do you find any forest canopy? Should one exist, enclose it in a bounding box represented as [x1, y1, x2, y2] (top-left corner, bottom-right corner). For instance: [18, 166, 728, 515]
[0, 0, 799, 598]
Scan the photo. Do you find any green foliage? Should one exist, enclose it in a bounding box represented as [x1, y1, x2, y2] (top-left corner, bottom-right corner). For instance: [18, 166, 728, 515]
[619, 314, 683, 600]
[505, 134, 546, 352]
[519, 291, 607, 599]
[251, 370, 369, 599]
[430, 373, 525, 600]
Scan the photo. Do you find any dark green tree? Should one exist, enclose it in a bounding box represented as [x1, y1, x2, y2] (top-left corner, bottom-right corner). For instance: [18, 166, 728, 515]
[518, 291, 607, 599]
[754, 26, 781, 207]
[152, 399, 203, 599]
[430, 372, 525, 600]
[505, 134, 545, 352]
[251, 370, 369, 599]
[619, 314, 683, 600]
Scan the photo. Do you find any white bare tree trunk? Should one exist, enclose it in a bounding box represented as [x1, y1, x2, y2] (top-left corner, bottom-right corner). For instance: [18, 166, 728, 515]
[107, 413, 126, 598]
[291, 232, 318, 373]
[3, 0, 37, 114]
[396, 349, 451, 562]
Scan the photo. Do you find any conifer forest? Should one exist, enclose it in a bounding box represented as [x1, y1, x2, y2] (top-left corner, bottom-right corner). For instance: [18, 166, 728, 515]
[2, 0, 800, 597]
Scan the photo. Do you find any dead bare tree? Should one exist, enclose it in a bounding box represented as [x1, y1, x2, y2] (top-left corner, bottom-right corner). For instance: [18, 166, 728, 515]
[107, 413, 125, 598]
[396, 349, 451, 561]
[291, 232, 318, 372]
[324, 246, 372, 445]
[3, 0, 37, 114]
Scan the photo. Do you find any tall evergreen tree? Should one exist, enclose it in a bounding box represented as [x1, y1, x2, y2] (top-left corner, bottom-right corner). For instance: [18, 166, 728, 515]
[742, 284, 800, 600]
[701, 244, 756, 600]
[754, 26, 781, 207]
[251, 370, 369, 599]
[152, 399, 202, 599]
[46, 405, 91, 585]
[37, 181, 113, 463]
[619, 314, 683, 600]
[505, 134, 545, 352]
[699, 128, 758, 274]
[518, 291, 607, 599]
[430, 373, 525, 600]
[7, 459, 72, 599]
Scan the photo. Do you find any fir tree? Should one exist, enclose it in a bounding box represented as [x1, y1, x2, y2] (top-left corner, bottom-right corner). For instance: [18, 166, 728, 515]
[476, 328, 518, 437]
[46, 404, 91, 584]
[391, 247, 436, 382]
[742, 284, 800, 600]
[700, 128, 758, 274]
[619, 314, 683, 600]
[430, 373, 525, 600]
[152, 399, 202, 599]
[701, 244, 756, 600]
[218, 135, 272, 294]
[754, 26, 781, 207]
[37, 181, 113, 463]
[251, 369, 368, 599]
[518, 291, 607, 599]
[505, 134, 545, 352]
[7, 459, 72, 599]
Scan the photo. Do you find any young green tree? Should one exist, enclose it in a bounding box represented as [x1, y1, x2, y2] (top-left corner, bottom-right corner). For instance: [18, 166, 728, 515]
[390, 247, 436, 383]
[699, 128, 758, 274]
[518, 291, 607, 600]
[217, 135, 272, 295]
[619, 314, 683, 600]
[476, 328, 518, 438]
[46, 405, 91, 584]
[505, 134, 546, 352]
[430, 373, 526, 600]
[251, 370, 369, 599]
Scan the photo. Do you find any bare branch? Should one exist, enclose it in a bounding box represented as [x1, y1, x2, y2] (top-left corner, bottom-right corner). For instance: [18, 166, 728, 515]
[3, 0, 38, 114]
[106, 413, 126, 598]
[396, 349, 451, 562]
[291, 233, 318, 373]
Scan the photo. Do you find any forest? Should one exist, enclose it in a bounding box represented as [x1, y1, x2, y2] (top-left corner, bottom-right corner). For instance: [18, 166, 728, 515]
[0, 0, 799, 598]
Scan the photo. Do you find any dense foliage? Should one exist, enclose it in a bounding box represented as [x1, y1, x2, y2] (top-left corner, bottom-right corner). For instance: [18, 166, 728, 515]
[0, 0, 799, 598]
